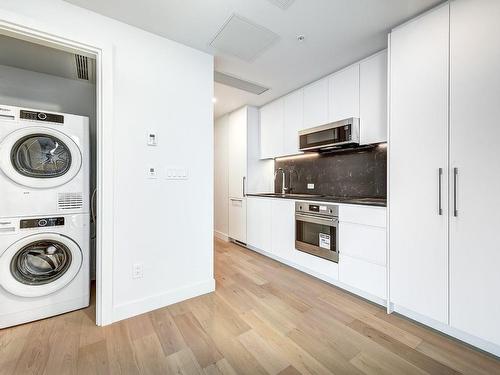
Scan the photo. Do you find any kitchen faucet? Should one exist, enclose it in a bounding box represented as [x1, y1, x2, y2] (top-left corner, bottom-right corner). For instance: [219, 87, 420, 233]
[274, 168, 288, 195]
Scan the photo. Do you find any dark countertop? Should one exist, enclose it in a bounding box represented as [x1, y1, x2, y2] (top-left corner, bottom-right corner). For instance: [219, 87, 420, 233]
[247, 193, 387, 207]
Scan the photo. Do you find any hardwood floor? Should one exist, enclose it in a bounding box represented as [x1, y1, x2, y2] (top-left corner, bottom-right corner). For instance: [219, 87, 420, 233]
[1, 238, 499, 374]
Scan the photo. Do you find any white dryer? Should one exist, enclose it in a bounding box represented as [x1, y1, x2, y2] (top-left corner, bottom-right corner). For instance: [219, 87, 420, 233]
[0, 105, 89, 218]
[0, 213, 89, 328]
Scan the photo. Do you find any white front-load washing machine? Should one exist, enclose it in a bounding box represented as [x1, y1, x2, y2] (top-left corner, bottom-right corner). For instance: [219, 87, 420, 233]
[0, 213, 89, 328]
[0, 104, 89, 218]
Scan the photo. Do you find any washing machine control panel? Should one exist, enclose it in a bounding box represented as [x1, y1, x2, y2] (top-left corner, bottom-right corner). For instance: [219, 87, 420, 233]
[20, 110, 64, 124]
[20, 217, 65, 229]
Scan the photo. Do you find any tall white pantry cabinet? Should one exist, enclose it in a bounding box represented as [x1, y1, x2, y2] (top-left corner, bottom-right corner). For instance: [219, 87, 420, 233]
[389, 0, 500, 355]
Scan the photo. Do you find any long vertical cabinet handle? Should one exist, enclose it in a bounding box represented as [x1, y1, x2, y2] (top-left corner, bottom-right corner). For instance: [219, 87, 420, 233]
[242, 176, 246, 197]
[453, 168, 458, 217]
[437, 168, 443, 215]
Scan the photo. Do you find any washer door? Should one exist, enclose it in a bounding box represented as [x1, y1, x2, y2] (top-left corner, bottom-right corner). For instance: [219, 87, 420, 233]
[0, 233, 82, 297]
[0, 127, 82, 188]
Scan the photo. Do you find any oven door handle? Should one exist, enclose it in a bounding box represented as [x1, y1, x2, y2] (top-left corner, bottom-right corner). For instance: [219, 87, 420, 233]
[295, 213, 338, 227]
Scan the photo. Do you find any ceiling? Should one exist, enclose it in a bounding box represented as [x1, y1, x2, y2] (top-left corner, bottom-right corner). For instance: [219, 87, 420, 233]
[63, 0, 443, 117]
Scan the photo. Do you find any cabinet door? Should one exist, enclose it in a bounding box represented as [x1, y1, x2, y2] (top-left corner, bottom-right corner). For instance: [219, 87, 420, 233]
[329, 64, 360, 122]
[247, 198, 272, 251]
[449, 0, 500, 346]
[303, 78, 329, 128]
[260, 99, 284, 159]
[360, 51, 387, 144]
[389, 4, 449, 323]
[283, 89, 304, 156]
[271, 199, 295, 259]
[228, 107, 247, 198]
[228, 198, 247, 243]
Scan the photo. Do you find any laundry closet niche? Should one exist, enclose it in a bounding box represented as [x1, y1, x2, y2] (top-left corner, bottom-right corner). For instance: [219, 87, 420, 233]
[0, 34, 97, 282]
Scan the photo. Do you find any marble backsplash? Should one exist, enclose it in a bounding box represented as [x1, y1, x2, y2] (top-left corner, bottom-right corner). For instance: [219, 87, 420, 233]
[274, 144, 387, 198]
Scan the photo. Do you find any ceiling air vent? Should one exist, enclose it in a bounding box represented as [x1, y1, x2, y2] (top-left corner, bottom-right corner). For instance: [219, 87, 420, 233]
[267, 0, 295, 10]
[210, 14, 279, 62]
[75, 54, 90, 80]
[214, 71, 269, 95]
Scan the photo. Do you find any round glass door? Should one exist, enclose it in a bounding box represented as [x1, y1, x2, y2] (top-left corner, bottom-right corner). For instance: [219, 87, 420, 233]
[10, 240, 72, 285]
[11, 134, 72, 178]
[0, 127, 82, 188]
[0, 233, 83, 297]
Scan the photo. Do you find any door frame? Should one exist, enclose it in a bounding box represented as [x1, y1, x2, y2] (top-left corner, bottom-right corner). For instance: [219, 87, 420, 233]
[0, 17, 115, 325]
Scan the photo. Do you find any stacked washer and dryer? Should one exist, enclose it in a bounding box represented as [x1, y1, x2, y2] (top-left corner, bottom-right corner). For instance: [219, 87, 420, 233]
[0, 104, 90, 328]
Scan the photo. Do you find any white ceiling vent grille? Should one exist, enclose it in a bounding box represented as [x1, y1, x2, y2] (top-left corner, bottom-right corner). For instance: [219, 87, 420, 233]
[267, 0, 295, 10]
[214, 71, 269, 95]
[210, 14, 279, 62]
[58, 192, 83, 210]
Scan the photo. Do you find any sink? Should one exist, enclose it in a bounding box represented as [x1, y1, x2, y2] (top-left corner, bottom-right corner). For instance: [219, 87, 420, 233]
[252, 193, 324, 198]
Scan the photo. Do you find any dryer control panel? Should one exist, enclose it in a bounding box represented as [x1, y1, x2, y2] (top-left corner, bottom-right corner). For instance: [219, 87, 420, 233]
[20, 217, 65, 229]
[20, 110, 64, 124]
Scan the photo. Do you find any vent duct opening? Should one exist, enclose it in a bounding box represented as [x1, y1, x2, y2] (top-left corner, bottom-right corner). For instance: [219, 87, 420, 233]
[75, 55, 94, 81]
[214, 71, 269, 95]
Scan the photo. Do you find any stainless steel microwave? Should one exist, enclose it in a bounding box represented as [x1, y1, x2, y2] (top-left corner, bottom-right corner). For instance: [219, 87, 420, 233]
[298, 118, 360, 152]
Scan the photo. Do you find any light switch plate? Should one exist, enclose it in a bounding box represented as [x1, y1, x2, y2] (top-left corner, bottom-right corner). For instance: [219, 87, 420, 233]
[166, 167, 189, 180]
[307, 183, 315, 190]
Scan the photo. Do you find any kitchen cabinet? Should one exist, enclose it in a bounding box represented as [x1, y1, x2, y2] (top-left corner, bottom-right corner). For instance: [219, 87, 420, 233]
[448, 0, 500, 347]
[389, 2, 450, 324]
[228, 107, 247, 199]
[282, 89, 304, 156]
[260, 98, 284, 159]
[339, 205, 387, 300]
[303, 78, 329, 128]
[390, 0, 500, 354]
[228, 198, 246, 244]
[328, 64, 359, 122]
[226, 106, 273, 243]
[270, 199, 295, 258]
[247, 197, 272, 251]
[360, 50, 387, 144]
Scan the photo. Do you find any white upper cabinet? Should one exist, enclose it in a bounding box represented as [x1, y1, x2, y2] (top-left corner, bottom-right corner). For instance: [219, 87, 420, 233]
[282, 89, 304, 156]
[449, 0, 500, 347]
[328, 64, 360, 122]
[389, 3, 450, 324]
[303, 78, 329, 128]
[360, 51, 387, 144]
[260, 98, 284, 159]
[228, 107, 247, 198]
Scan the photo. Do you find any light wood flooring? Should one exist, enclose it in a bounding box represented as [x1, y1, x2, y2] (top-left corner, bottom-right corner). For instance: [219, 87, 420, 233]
[1, 238, 499, 374]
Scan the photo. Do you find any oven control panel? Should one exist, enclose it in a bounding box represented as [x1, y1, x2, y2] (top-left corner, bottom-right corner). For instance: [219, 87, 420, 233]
[20, 217, 65, 229]
[296, 202, 338, 216]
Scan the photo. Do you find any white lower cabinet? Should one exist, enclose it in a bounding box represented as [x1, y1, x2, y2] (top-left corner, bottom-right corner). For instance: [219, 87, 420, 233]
[247, 197, 387, 304]
[339, 255, 386, 300]
[270, 199, 295, 259]
[247, 198, 272, 251]
[228, 198, 246, 244]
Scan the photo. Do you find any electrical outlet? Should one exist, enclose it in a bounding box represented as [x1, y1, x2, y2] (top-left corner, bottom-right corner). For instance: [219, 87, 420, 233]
[307, 183, 315, 190]
[147, 132, 157, 146]
[132, 263, 143, 279]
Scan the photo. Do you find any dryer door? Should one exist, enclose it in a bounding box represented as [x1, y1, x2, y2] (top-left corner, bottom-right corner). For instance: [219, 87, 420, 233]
[0, 233, 82, 297]
[0, 127, 82, 188]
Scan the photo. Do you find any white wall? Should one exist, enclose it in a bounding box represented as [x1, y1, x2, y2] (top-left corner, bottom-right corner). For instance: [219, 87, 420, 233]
[0, 0, 214, 322]
[214, 115, 229, 239]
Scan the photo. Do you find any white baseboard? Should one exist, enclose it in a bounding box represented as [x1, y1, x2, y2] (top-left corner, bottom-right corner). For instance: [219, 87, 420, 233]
[246, 244, 386, 307]
[112, 278, 215, 323]
[214, 230, 229, 242]
[392, 304, 500, 358]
